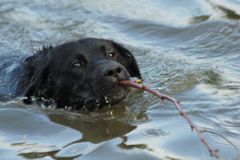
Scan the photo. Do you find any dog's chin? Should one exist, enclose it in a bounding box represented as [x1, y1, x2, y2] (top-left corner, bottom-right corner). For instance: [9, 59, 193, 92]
[103, 86, 129, 105]
[79, 86, 129, 111]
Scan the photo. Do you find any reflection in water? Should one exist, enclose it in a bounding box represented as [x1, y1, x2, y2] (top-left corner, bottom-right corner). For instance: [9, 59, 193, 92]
[48, 104, 137, 143]
[0, 107, 82, 159]
[190, 15, 210, 23]
[217, 6, 240, 19]
[208, 0, 240, 19]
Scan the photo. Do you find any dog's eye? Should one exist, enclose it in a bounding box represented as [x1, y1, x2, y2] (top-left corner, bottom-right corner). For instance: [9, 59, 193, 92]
[106, 51, 117, 59]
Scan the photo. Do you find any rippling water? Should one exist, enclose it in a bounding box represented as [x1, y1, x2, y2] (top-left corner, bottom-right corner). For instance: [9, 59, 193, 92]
[0, 0, 240, 159]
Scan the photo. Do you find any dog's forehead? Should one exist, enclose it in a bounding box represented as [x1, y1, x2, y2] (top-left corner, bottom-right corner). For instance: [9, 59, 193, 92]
[55, 39, 114, 57]
[54, 41, 81, 55]
[50, 39, 117, 68]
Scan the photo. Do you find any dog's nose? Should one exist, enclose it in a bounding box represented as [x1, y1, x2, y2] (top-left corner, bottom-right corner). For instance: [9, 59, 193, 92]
[104, 65, 123, 78]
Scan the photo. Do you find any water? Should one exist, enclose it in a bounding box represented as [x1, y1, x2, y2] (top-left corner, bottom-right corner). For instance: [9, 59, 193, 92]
[0, 0, 240, 159]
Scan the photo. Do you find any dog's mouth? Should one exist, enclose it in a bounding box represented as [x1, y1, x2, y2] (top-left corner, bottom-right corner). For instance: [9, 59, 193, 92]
[103, 84, 129, 104]
[81, 83, 129, 111]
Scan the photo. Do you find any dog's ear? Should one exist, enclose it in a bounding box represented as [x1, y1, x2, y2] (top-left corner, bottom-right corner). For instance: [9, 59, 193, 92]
[23, 53, 50, 97]
[112, 41, 141, 79]
[23, 45, 54, 97]
[24, 62, 50, 98]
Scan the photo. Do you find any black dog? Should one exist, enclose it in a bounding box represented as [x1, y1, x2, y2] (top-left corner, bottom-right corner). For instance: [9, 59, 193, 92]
[16, 38, 141, 110]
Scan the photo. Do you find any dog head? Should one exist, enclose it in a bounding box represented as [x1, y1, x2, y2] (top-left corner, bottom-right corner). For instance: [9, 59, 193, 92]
[22, 38, 141, 110]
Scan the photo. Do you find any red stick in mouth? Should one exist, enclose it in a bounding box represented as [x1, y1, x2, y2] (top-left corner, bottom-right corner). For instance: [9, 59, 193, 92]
[118, 80, 219, 158]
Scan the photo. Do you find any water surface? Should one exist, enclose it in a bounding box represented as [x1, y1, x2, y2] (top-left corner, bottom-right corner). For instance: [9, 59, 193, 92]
[0, 0, 240, 159]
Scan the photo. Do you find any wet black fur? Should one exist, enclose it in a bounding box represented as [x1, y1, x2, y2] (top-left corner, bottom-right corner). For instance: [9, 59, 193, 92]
[17, 38, 141, 110]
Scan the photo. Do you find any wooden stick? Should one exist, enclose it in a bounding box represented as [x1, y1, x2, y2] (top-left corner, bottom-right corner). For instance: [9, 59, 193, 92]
[119, 80, 219, 158]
